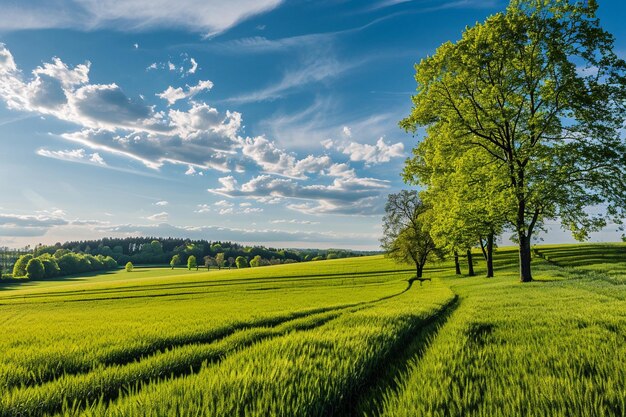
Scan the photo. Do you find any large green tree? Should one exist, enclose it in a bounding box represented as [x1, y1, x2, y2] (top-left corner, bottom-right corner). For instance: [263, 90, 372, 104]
[401, 0, 626, 282]
[381, 191, 439, 279]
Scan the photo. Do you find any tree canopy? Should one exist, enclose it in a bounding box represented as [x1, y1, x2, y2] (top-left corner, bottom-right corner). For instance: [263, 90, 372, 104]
[401, 0, 626, 281]
[381, 191, 439, 278]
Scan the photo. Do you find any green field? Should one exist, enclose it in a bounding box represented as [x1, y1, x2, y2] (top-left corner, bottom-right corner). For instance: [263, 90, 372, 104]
[1, 244, 625, 416]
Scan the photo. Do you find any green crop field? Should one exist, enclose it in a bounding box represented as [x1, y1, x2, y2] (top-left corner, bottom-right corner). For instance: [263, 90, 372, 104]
[1, 244, 626, 416]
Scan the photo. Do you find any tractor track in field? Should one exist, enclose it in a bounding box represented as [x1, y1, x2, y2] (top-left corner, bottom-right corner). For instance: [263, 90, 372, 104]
[0, 269, 414, 304]
[0, 280, 423, 417]
[333, 294, 460, 417]
[0, 309, 343, 417]
[1, 279, 414, 391]
[0, 271, 410, 306]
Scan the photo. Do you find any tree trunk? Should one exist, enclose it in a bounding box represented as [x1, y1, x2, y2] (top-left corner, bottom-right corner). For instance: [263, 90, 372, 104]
[454, 251, 461, 275]
[466, 249, 475, 277]
[519, 233, 532, 282]
[486, 232, 494, 278]
[478, 237, 487, 260]
[416, 263, 423, 278]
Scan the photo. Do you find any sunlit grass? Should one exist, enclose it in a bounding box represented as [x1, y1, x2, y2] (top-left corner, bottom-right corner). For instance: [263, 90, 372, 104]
[0, 244, 625, 416]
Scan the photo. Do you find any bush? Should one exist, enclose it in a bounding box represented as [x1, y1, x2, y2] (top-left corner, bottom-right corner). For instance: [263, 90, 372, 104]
[40, 256, 61, 278]
[12, 254, 33, 277]
[26, 258, 46, 280]
[125, 262, 133, 272]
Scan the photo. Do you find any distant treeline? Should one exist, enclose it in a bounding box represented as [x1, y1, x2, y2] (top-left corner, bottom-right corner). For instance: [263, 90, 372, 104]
[28, 237, 377, 267]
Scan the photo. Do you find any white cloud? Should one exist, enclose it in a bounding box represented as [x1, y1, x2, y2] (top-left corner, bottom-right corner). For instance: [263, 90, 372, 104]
[341, 137, 404, 165]
[156, 79, 213, 106]
[0, 1, 283, 35]
[37, 148, 107, 166]
[89, 152, 106, 165]
[195, 200, 262, 215]
[215, 200, 233, 207]
[208, 172, 389, 215]
[321, 138, 334, 149]
[342, 126, 352, 137]
[0, 44, 396, 218]
[271, 219, 320, 225]
[195, 204, 211, 213]
[188, 58, 198, 74]
[241, 136, 331, 179]
[133, 43, 139, 49]
[155, 200, 169, 206]
[146, 211, 169, 222]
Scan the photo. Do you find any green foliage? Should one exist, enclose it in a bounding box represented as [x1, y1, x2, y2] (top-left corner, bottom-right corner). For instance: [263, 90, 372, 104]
[401, 0, 626, 281]
[39, 256, 60, 278]
[169, 254, 181, 269]
[187, 255, 197, 270]
[381, 190, 440, 277]
[235, 256, 248, 269]
[125, 262, 133, 272]
[25, 258, 45, 280]
[215, 253, 225, 269]
[249, 255, 262, 268]
[12, 254, 33, 277]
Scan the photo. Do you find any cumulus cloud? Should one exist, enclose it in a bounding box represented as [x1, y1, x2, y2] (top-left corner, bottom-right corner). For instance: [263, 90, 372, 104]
[321, 138, 334, 149]
[208, 172, 389, 215]
[241, 136, 331, 179]
[156, 79, 213, 106]
[155, 200, 169, 206]
[0, 44, 396, 218]
[340, 137, 405, 165]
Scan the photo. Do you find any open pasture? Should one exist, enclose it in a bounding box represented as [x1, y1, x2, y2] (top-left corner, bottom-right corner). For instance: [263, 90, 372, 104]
[0, 245, 625, 416]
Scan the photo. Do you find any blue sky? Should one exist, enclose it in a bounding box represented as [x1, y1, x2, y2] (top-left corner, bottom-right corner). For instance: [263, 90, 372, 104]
[0, 0, 625, 250]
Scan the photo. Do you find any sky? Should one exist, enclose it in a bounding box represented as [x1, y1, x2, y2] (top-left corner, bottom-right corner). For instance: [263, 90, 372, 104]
[0, 0, 625, 250]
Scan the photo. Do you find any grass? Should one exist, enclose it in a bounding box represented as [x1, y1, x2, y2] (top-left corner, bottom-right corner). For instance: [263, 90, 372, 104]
[0, 245, 625, 416]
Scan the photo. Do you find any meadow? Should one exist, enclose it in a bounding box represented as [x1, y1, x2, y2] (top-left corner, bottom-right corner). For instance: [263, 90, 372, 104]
[0, 244, 625, 416]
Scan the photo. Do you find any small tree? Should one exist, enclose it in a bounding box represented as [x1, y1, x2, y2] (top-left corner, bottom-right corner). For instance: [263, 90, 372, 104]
[125, 261, 133, 272]
[203, 255, 215, 270]
[381, 191, 439, 278]
[170, 254, 181, 269]
[227, 257, 235, 269]
[249, 255, 262, 268]
[215, 253, 225, 270]
[235, 256, 248, 269]
[26, 258, 45, 280]
[187, 255, 197, 271]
